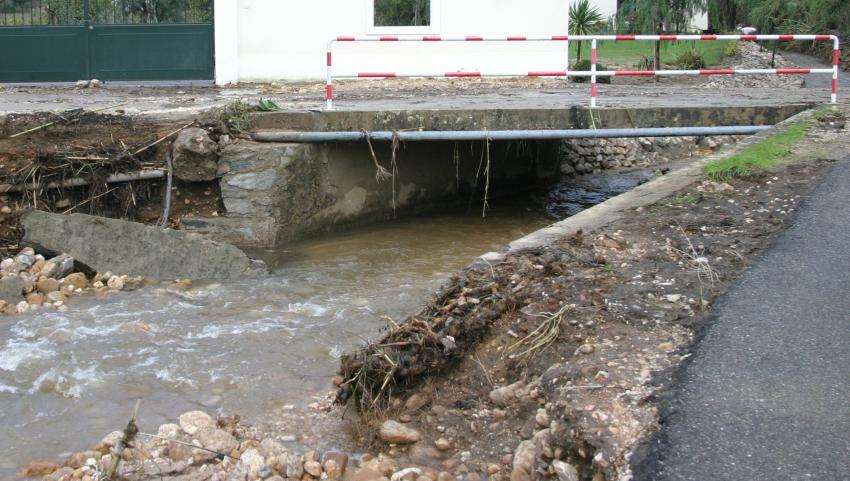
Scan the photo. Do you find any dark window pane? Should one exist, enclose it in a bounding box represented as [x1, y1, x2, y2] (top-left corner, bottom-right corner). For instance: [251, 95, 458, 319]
[374, 0, 430, 27]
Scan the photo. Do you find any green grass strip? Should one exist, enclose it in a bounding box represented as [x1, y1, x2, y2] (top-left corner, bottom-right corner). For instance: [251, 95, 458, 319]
[704, 121, 811, 182]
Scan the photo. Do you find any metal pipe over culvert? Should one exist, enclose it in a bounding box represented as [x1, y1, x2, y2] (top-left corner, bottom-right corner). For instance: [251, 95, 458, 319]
[251, 126, 770, 143]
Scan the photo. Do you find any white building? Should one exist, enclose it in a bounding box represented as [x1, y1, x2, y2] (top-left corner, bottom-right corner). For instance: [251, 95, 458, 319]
[214, 0, 707, 85]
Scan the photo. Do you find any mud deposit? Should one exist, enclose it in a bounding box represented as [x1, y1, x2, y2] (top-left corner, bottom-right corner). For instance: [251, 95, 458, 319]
[0, 170, 651, 478]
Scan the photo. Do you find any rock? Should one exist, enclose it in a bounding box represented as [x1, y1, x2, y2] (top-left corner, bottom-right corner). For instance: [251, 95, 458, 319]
[391, 468, 422, 481]
[26, 292, 44, 306]
[22, 211, 265, 281]
[510, 441, 537, 481]
[240, 449, 265, 477]
[42, 254, 75, 279]
[179, 410, 215, 435]
[322, 452, 349, 479]
[404, 393, 431, 412]
[63, 272, 88, 289]
[107, 275, 125, 290]
[489, 380, 526, 407]
[436, 472, 455, 481]
[16, 301, 30, 313]
[434, 438, 452, 451]
[0, 276, 24, 303]
[172, 127, 220, 182]
[46, 291, 67, 303]
[351, 467, 383, 481]
[535, 409, 550, 428]
[551, 461, 579, 481]
[575, 344, 594, 355]
[304, 460, 323, 477]
[37, 277, 61, 293]
[195, 426, 238, 454]
[379, 420, 421, 444]
[23, 459, 60, 476]
[283, 453, 304, 479]
[324, 459, 342, 480]
[169, 279, 193, 291]
[64, 451, 102, 469]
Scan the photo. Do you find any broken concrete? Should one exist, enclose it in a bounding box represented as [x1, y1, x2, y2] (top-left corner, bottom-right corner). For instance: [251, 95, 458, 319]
[0, 276, 24, 303]
[21, 211, 264, 280]
[171, 127, 220, 182]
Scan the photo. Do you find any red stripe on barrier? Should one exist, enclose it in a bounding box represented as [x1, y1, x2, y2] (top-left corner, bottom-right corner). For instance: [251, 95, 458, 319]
[446, 72, 481, 77]
[336, 36, 355, 41]
[700, 35, 718, 40]
[591, 83, 598, 96]
[380, 36, 399, 41]
[834, 78, 839, 94]
[835, 49, 841, 66]
[615, 71, 655, 76]
[508, 36, 527, 41]
[778, 35, 795, 41]
[816, 35, 832, 40]
[741, 35, 757, 41]
[616, 35, 636, 41]
[591, 48, 597, 63]
[551, 35, 569, 41]
[326, 52, 332, 67]
[660, 35, 678, 41]
[358, 73, 397, 78]
[700, 69, 736, 75]
[423, 36, 441, 41]
[466, 36, 483, 41]
[528, 71, 567, 77]
[776, 68, 812, 74]
[326, 85, 333, 100]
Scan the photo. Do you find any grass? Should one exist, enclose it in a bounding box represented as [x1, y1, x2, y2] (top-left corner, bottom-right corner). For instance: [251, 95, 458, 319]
[570, 40, 731, 67]
[704, 121, 811, 182]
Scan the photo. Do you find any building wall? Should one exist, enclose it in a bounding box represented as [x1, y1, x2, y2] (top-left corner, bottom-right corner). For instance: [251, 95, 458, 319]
[214, 0, 705, 85]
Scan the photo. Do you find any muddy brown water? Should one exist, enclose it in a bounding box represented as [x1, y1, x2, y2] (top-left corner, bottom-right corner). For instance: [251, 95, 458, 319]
[0, 169, 652, 476]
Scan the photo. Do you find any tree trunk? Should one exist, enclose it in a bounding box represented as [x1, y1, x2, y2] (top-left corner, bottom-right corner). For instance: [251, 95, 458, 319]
[577, 42, 583, 63]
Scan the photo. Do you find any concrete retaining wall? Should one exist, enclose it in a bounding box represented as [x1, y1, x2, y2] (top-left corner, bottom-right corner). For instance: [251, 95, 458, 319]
[183, 139, 561, 247]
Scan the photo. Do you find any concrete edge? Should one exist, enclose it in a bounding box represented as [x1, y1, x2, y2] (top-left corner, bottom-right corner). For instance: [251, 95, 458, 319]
[477, 106, 824, 264]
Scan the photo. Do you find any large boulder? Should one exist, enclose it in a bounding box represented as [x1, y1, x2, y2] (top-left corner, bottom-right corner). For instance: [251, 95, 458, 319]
[171, 127, 220, 182]
[21, 211, 264, 280]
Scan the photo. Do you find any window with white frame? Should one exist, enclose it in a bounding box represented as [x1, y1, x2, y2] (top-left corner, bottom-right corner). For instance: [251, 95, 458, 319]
[367, 0, 440, 34]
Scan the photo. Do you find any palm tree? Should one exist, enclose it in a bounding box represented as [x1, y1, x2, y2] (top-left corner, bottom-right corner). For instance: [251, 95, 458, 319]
[569, 0, 606, 63]
[619, 0, 708, 70]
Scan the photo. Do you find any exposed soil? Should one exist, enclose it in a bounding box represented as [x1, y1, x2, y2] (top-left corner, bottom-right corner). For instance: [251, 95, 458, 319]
[336, 110, 848, 481]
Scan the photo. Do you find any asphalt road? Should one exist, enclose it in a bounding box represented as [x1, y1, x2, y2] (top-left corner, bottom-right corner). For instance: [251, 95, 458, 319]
[635, 156, 850, 481]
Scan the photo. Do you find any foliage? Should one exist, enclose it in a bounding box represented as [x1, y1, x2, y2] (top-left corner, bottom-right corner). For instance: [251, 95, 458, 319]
[257, 99, 280, 112]
[618, 0, 708, 70]
[723, 42, 740, 57]
[570, 60, 612, 83]
[704, 121, 810, 181]
[4, 0, 212, 24]
[674, 49, 707, 68]
[634, 55, 654, 70]
[374, 0, 429, 27]
[569, 0, 606, 62]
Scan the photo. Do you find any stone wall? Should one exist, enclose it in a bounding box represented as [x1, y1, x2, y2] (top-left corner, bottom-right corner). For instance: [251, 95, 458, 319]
[559, 135, 736, 175]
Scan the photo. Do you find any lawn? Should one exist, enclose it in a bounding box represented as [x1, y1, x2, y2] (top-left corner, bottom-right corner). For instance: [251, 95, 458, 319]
[568, 39, 732, 67]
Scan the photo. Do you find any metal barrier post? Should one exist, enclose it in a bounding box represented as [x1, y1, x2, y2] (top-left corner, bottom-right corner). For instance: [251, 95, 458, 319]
[833, 36, 840, 104]
[326, 41, 334, 110]
[590, 38, 598, 108]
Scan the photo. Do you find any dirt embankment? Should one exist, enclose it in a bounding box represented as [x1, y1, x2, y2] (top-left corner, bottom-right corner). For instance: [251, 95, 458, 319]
[335, 111, 848, 481]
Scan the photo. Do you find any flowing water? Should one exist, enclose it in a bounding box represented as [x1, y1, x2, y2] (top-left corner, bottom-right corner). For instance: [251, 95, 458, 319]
[0, 169, 652, 476]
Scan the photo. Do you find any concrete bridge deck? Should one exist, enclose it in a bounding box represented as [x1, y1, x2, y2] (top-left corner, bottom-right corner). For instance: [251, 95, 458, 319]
[0, 82, 837, 124]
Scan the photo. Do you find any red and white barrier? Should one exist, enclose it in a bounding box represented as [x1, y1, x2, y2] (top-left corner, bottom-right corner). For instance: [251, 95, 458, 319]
[325, 34, 840, 110]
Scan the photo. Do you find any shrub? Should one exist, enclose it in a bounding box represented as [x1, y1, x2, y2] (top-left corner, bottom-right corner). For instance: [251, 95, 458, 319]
[723, 42, 739, 58]
[634, 55, 654, 71]
[570, 59, 612, 84]
[674, 50, 706, 69]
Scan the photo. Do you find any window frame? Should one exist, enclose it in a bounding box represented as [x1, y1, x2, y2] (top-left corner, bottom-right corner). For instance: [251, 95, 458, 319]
[365, 0, 441, 35]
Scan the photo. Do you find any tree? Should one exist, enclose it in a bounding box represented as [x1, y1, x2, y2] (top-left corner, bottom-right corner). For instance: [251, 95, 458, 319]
[569, 0, 606, 63]
[618, 0, 708, 70]
[374, 0, 430, 27]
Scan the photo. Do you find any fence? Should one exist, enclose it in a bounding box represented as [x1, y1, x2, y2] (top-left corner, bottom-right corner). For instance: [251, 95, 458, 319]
[325, 34, 840, 110]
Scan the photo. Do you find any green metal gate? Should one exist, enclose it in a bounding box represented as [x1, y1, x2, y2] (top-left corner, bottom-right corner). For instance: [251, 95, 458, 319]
[0, 0, 213, 82]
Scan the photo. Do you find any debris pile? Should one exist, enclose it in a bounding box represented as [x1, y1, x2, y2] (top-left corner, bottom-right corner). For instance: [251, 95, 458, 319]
[703, 41, 806, 89]
[0, 246, 143, 315]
